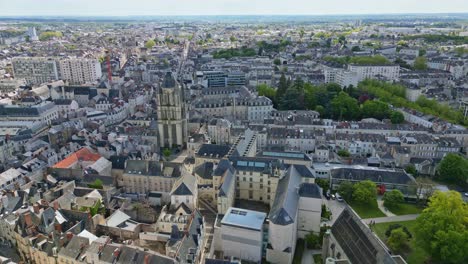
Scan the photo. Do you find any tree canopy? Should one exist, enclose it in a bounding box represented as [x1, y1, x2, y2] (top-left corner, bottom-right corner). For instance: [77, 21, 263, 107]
[383, 189, 404, 208]
[414, 56, 428, 70]
[145, 39, 156, 49]
[352, 180, 377, 204]
[415, 191, 468, 263]
[436, 153, 468, 186]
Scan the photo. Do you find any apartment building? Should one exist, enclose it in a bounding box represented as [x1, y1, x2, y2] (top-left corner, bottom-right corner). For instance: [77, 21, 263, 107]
[12, 57, 101, 85]
[119, 160, 181, 194]
[12, 57, 59, 85]
[57, 58, 101, 85]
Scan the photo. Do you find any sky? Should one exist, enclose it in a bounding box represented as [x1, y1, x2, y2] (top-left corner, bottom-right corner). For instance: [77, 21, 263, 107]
[0, 0, 467, 16]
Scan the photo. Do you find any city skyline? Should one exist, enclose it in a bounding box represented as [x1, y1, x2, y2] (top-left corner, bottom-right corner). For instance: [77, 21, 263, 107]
[1, 0, 468, 16]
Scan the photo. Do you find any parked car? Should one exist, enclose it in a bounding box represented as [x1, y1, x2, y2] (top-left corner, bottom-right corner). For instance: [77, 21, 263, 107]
[325, 190, 331, 200]
[331, 194, 336, 200]
[336, 193, 343, 202]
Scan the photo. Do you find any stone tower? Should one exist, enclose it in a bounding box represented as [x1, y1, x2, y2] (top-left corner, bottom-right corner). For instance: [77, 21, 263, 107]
[156, 72, 187, 149]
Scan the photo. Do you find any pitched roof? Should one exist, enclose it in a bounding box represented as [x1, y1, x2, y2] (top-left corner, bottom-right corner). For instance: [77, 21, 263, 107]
[194, 162, 214, 180]
[331, 207, 400, 264]
[53, 147, 101, 168]
[298, 183, 322, 199]
[268, 165, 302, 226]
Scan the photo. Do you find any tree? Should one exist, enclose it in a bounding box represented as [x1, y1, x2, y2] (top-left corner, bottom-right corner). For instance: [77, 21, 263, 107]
[280, 86, 304, 110]
[390, 111, 404, 124]
[337, 181, 354, 201]
[276, 73, 289, 103]
[404, 164, 417, 175]
[415, 191, 468, 263]
[414, 56, 428, 70]
[229, 35, 236, 42]
[436, 153, 468, 186]
[304, 232, 320, 249]
[163, 148, 171, 158]
[337, 149, 350, 157]
[273, 58, 281, 65]
[351, 46, 361, 52]
[330, 92, 361, 120]
[361, 100, 391, 120]
[387, 228, 409, 253]
[257, 84, 277, 107]
[299, 29, 305, 40]
[352, 180, 377, 204]
[383, 189, 404, 208]
[145, 39, 156, 49]
[315, 178, 330, 193]
[385, 224, 412, 238]
[88, 179, 103, 189]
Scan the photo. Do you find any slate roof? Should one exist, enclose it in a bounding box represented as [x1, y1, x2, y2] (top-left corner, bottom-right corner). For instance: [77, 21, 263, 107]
[124, 160, 161, 176]
[331, 168, 415, 185]
[217, 160, 236, 197]
[196, 144, 231, 158]
[332, 207, 399, 264]
[268, 165, 302, 225]
[194, 162, 214, 180]
[298, 183, 322, 199]
[172, 182, 192, 196]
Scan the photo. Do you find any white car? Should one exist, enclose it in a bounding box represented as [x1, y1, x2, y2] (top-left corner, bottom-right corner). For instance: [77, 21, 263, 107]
[336, 193, 344, 202]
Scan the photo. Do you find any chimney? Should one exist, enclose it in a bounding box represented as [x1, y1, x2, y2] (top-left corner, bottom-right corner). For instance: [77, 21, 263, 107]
[33, 204, 40, 214]
[23, 212, 33, 227]
[53, 201, 59, 211]
[144, 254, 150, 264]
[113, 248, 120, 258]
[66, 232, 73, 241]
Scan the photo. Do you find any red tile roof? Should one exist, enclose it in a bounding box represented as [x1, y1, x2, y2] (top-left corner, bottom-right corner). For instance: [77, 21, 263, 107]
[53, 148, 101, 169]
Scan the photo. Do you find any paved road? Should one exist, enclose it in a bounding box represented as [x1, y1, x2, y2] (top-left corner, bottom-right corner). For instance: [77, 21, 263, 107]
[363, 214, 420, 224]
[302, 248, 314, 264]
[323, 199, 346, 225]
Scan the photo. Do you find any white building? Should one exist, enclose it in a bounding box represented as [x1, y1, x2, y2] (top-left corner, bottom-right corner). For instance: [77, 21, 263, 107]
[57, 58, 101, 85]
[219, 207, 266, 263]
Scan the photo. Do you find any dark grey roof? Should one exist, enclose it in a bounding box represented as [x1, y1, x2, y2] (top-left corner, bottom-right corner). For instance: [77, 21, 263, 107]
[116, 246, 176, 264]
[53, 99, 73, 105]
[268, 165, 302, 225]
[196, 144, 231, 158]
[332, 207, 399, 264]
[217, 160, 236, 197]
[230, 156, 284, 173]
[58, 236, 89, 260]
[109, 155, 128, 170]
[148, 192, 162, 198]
[289, 164, 314, 178]
[331, 168, 415, 185]
[298, 183, 322, 199]
[172, 182, 192, 196]
[124, 160, 163, 176]
[214, 159, 234, 176]
[194, 162, 214, 180]
[162, 72, 176, 88]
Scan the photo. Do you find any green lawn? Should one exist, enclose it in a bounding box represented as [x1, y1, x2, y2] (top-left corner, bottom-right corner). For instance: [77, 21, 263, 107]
[293, 239, 305, 264]
[373, 220, 430, 264]
[349, 200, 386, 219]
[387, 203, 424, 216]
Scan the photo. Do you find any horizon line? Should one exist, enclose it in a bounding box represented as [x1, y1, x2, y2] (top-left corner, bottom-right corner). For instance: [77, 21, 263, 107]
[0, 12, 468, 18]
